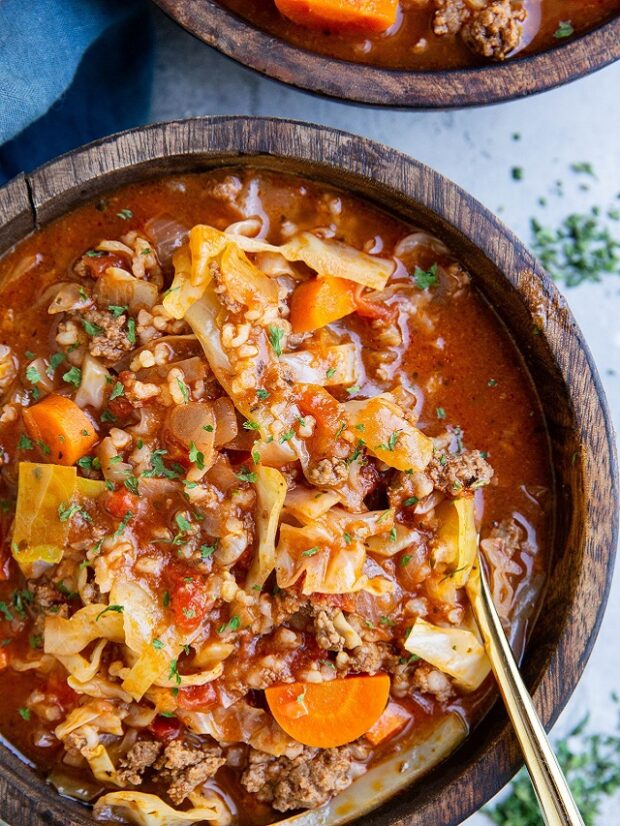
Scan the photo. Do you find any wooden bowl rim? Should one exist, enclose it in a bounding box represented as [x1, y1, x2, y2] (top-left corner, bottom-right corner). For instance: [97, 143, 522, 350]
[151, 2, 620, 108]
[0, 116, 616, 825]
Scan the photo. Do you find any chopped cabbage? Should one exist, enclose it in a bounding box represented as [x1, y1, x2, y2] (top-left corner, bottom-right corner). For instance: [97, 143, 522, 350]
[281, 343, 363, 387]
[93, 790, 230, 826]
[284, 486, 340, 524]
[404, 618, 490, 691]
[433, 498, 478, 588]
[345, 395, 433, 472]
[94, 267, 158, 312]
[45, 604, 125, 655]
[74, 355, 111, 410]
[12, 463, 106, 578]
[366, 524, 421, 557]
[246, 466, 287, 590]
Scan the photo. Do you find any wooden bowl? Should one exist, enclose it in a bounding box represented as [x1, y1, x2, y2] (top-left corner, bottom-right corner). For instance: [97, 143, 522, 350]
[151, 1, 620, 107]
[0, 117, 616, 825]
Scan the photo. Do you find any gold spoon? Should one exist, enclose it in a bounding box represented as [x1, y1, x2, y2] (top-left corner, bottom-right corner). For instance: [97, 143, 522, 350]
[467, 557, 585, 826]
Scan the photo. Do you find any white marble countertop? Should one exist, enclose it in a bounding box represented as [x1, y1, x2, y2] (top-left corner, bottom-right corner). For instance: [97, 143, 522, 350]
[149, 9, 620, 822]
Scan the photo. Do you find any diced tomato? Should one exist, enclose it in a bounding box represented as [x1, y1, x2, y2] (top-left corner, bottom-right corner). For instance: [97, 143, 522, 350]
[165, 565, 211, 633]
[149, 714, 183, 741]
[81, 253, 127, 279]
[176, 682, 218, 711]
[315, 593, 357, 613]
[105, 488, 139, 519]
[45, 672, 79, 711]
[353, 285, 393, 321]
[107, 395, 135, 423]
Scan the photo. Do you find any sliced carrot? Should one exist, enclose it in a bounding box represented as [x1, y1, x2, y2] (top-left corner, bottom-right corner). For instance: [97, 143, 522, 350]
[23, 395, 98, 465]
[265, 674, 390, 748]
[274, 0, 399, 34]
[365, 700, 411, 745]
[290, 275, 357, 333]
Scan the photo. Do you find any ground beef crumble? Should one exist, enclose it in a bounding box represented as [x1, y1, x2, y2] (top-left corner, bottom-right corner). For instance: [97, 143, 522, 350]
[462, 0, 526, 60]
[117, 740, 162, 785]
[241, 745, 354, 812]
[433, 0, 470, 35]
[154, 739, 226, 805]
[427, 449, 493, 495]
[82, 307, 133, 365]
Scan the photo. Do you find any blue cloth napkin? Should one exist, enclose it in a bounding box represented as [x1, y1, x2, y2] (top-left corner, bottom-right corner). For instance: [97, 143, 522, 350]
[0, 0, 154, 185]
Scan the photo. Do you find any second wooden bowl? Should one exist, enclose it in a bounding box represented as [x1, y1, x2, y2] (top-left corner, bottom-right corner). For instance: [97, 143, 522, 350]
[152, 2, 620, 107]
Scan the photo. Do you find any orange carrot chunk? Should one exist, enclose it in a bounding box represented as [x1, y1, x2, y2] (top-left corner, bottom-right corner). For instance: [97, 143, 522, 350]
[289, 275, 358, 333]
[265, 674, 390, 748]
[23, 395, 98, 466]
[274, 0, 399, 34]
[365, 700, 411, 745]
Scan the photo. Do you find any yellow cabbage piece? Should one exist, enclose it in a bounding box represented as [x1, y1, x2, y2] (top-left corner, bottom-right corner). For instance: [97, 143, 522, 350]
[163, 226, 226, 319]
[366, 524, 420, 557]
[246, 466, 287, 590]
[12, 463, 106, 578]
[275, 522, 387, 595]
[93, 791, 230, 826]
[404, 618, 490, 691]
[280, 343, 362, 387]
[234, 231, 394, 291]
[433, 497, 478, 588]
[345, 396, 433, 472]
[284, 486, 340, 525]
[45, 604, 125, 656]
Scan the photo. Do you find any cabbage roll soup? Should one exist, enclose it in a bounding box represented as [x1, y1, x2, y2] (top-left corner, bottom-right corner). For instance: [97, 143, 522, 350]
[220, 0, 620, 69]
[0, 170, 552, 825]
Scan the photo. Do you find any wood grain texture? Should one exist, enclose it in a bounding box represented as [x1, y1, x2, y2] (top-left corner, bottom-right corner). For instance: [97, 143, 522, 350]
[0, 174, 34, 255]
[0, 117, 617, 826]
[151, 1, 620, 107]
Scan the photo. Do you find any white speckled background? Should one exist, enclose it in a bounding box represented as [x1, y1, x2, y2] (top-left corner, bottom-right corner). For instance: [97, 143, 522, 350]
[148, 7, 620, 823]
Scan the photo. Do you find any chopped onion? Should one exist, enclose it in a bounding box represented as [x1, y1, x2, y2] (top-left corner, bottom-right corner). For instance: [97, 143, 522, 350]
[144, 213, 189, 271]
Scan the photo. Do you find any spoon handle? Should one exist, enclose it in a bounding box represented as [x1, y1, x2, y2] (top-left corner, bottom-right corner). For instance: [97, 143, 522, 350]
[469, 562, 585, 826]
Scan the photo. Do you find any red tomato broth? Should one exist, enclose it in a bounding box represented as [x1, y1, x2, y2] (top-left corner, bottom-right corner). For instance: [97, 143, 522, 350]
[0, 168, 552, 824]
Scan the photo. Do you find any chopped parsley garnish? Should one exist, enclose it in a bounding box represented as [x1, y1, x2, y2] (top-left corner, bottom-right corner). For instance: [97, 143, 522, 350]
[554, 20, 574, 39]
[188, 441, 205, 469]
[175, 513, 192, 534]
[200, 544, 216, 559]
[377, 430, 401, 452]
[389, 527, 397, 542]
[217, 615, 241, 634]
[436, 407, 446, 419]
[58, 501, 80, 522]
[302, 547, 319, 557]
[176, 376, 189, 404]
[343, 532, 352, 545]
[113, 511, 133, 539]
[162, 590, 171, 608]
[18, 708, 30, 721]
[96, 604, 124, 621]
[413, 263, 438, 290]
[279, 429, 295, 444]
[117, 208, 133, 220]
[488, 378, 498, 387]
[268, 325, 284, 357]
[0, 602, 14, 621]
[346, 385, 360, 395]
[109, 381, 125, 400]
[168, 659, 182, 685]
[46, 352, 66, 378]
[379, 616, 395, 627]
[325, 368, 337, 379]
[143, 449, 182, 479]
[236, 467, 257, 483]
[63, 366, 82, 387]
[126, 318, 137, 345]
[17, 434, 33, 451]
[108, 304, 128, 318]
[152, 639, 164, 650]
[25, 364, 41, 384]
[403, 496, 419, 507]
[82, 319, 104, 337]
[124, 475, 140, 496]
[243, 420, 260, 431]
[400, 554, 412, 567]
[531, 209, 619, 287]
[256, 388, 270, 400]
